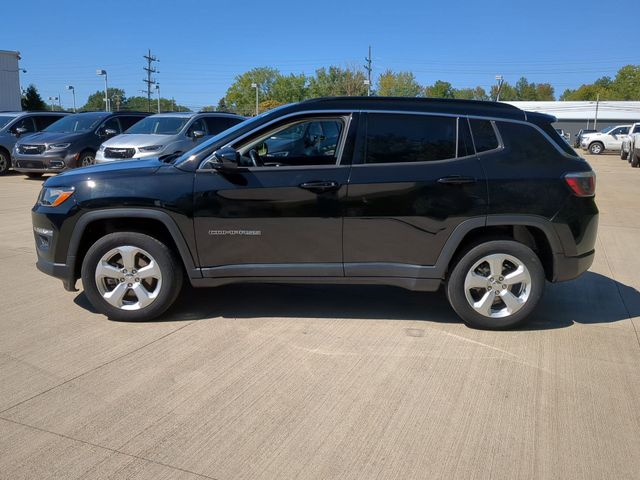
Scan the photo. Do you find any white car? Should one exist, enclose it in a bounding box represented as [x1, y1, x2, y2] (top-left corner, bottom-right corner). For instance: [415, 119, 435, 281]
[620, 123, 640, 161]
[95, 112, 245, 164]
[580, 124, 631, 155]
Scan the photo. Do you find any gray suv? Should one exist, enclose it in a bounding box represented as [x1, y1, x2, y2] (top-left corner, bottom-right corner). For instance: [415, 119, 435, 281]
[95, 112, 245, 163]
[0, 111, 68, 175]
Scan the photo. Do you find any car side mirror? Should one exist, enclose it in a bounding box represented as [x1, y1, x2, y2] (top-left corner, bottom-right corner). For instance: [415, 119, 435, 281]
[191, 130, 205, 140]
[104, 128, 118, 137]
[212, 146, 240, 171]
[13, 127, 27, 137]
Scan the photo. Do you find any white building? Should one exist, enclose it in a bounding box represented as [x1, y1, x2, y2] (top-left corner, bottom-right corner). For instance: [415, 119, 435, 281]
[0, 50, 22, 111]
[506, 101, 640, 138]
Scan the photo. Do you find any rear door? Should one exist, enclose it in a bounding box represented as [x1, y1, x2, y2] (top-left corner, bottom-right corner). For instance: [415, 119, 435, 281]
[343, 112, 487, 276]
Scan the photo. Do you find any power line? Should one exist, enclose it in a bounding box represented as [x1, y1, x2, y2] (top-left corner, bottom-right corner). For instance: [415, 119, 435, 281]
[142, 49, 159, 113]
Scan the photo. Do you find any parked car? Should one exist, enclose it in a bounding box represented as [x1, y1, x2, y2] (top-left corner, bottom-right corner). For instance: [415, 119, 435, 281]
[630, 131, 640, 167]
[555, 128, 570, 144]
[580, 124, 631, 154]
[620, 122, 640, 160]
[31, 97, 598, 330]
[574, 128, 596, 148]
[95, 112, 245, 164]
[12, 111, 149, 177]
[0, 111, 68, 175]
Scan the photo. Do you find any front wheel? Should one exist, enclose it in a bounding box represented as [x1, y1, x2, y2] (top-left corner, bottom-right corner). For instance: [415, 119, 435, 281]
[631, 152, 640, 168]
[446, 240, 545, 330]
[0, 150, 10, 175]
[79, 151, 95, 167]
[588, 142, 603, 155]
[81, 232, 183, 321]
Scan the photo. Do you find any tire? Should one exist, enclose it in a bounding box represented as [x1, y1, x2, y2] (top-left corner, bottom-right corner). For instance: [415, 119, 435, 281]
[588, 142, 604, 155]
[621, 148, 628, 160]
[78, 150, 96, 168]
[632, 152, 640, 168]
[81, 232, 183, 321]
[26, 172, 43, 179]
[0, 149, 10, 175]
[446, 240, 545, 330]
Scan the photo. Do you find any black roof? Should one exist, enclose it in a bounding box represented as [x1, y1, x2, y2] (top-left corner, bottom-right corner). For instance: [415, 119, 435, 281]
[284, 97, 555, 123]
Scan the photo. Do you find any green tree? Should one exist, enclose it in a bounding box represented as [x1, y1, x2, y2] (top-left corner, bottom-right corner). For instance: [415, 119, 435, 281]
[307, 66, 368, 97]
[453, 86, 489, 101]
[21, 84, 47, 111]
[124, 96, 189, 112]
[424, 80, 455, 98]
[270, 73, 308, 104]
[81, 88, 126, 111]
[490, 82, 518, 101]
[223, 67, 280, 116]
[376, 70, 422, 97]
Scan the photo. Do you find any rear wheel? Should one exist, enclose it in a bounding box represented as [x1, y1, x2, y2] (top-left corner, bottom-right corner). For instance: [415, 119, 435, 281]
[81, 232, 183, 321]
[631, 151, 640, 168]
[0, 149, 10, 175]
[446, 240, 545, 330]
[589, 142, 604, 155]
[621, 148, 628, 160]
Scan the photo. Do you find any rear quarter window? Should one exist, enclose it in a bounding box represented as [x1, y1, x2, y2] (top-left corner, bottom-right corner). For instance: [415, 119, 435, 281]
[496, 121, 570, 162]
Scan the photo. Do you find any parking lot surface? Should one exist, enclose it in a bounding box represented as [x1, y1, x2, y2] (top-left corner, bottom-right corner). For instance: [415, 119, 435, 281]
[0, 152, 639, 480]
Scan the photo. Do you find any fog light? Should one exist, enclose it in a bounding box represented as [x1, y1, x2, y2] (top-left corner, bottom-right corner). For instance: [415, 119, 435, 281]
[37, 234, 50, 250]
[50, 160, 64, 169]
[33, 226, 53, 236]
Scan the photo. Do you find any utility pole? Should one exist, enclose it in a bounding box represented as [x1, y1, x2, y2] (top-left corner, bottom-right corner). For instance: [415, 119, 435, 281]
[495, 75, 504, 102]
[364, 45, 372, 96]
[113, 94, 122, 111]
[142, 49, 159, 113]
[251, 83, 259, 116]
[594, 93, 600, 130]
[155, 84, 161, 113]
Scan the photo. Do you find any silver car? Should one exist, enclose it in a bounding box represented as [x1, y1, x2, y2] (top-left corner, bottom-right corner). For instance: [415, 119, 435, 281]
[95, 112, 245, 163]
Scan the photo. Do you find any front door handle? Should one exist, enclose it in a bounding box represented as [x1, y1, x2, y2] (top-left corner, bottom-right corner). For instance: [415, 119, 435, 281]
[299, 181, 340, 193]
[437, 176, 477, 185]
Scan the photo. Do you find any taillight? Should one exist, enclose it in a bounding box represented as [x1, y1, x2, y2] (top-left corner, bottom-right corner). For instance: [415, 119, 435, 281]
[564, 171, 595, 197]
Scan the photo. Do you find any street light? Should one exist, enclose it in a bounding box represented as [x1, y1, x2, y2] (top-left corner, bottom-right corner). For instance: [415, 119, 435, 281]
[66, 85, 76, 112]
[251, 82, 259, 116]
[495, 75, 505, 102]
[155, 84, 161, 113]
[47, 96, 59, 111]
[96, 69, 109, 112]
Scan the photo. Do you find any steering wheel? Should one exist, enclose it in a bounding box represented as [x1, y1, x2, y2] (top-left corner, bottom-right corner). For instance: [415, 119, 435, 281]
[248, 149, 264, 167]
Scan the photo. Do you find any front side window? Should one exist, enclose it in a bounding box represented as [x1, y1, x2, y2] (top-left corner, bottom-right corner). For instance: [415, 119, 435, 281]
[365, 113, 456, 164]
[119, 116, 146, 131]
[13, 116, 36, 133]
[34, 115, 64, 130]
[204, 116, 243, 136]
[238, 118, 344, 167]
[469, 119, 499, 153]
[102, 117, 121, 133]
[186, 119, 207, 137]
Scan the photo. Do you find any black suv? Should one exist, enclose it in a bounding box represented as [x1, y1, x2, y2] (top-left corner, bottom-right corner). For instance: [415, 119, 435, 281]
[13, 111, 149, 177]
[31, 97, 598, 329]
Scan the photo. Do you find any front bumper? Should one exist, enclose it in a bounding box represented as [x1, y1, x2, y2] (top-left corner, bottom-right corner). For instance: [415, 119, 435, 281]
[13, 151, 79, 173]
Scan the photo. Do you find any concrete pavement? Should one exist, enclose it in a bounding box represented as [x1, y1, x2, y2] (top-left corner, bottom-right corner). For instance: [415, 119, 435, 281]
[0, 152, 639, 479]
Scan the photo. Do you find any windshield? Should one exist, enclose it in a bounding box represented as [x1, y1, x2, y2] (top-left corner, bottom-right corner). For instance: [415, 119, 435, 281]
[125, 116, 189, 135]
[0, 116, 18, 130]
[600, 126, 614, 134]
[44, 113, 106, 133]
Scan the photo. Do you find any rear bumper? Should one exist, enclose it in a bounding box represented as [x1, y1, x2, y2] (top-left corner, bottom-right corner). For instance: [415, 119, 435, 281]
[552, 250, 595, 282]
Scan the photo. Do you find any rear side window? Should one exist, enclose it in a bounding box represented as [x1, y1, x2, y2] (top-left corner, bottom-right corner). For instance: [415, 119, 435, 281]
[34, 115, 64, 130]
[365, 113, 456, 163]
[203, 117, 243, 135]
[536, 122, 578, 157]
[497, 121, 568, 161]
[469, 119, 499, 153]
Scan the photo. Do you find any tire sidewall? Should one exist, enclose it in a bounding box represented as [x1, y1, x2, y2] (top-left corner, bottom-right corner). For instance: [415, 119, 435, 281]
[589, 143, 603, 154]
[446, 240, 545, 330]
[0, 150, 9, 175]
[81, 232, 183, 321]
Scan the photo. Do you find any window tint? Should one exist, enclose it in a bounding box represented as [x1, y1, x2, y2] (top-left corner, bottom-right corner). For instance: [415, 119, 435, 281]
[119, 115, 145, 131]
[102, 117, 121, 133]
[14, 117, 36, 133]
[240, 118, 344, 167]
[469, 119, 499, 153]
[365, 114, 456, 163]
[496, 121, 563, 162]
[187, 118, 207, 137]
[536, 122, 578, 157]
[204, 117, 243, 136]
[34, 115, 64, 130]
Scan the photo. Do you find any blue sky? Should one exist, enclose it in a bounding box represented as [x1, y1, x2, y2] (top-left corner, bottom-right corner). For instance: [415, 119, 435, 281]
[2, 0, 630, 110]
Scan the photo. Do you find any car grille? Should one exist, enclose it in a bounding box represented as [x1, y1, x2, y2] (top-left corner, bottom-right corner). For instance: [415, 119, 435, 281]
[18, 144, 45, 155]
[15, 160, 45, 169]
[104, 147, 135, 159]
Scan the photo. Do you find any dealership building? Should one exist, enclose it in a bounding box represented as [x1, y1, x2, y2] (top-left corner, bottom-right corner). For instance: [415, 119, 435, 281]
[0, 50, 22, 111]
[506, 101, 640, 140]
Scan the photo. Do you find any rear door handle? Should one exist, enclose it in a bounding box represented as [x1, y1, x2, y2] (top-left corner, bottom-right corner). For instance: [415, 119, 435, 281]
[299, 181, 340, 193]
[437, 176, 477, 185]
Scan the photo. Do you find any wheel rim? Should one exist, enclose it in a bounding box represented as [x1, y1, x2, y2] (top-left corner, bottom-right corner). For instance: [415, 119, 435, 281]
[94, 246, 162, 311]
[82, 155, 95, 166]
[463, 253, 532, 319]
[0, 154, 7, 172]
[591, 144, 601, 154]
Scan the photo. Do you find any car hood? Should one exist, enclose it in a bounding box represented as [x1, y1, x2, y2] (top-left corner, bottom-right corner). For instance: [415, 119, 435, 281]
[43, 157, 164, 187]
[102, 134, 171, 148]
[19, 131, 88, 145]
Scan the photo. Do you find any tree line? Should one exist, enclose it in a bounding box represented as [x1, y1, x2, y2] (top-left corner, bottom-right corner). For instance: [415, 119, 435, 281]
[20, 64, 640, 114]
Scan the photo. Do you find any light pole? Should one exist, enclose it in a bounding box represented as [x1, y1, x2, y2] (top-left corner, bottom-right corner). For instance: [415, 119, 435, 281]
[251, 82, 259, 116]
[495, 75, 504, 102]
[47, 96, 59, 111]
[66, 85, 76, 112]
[155, 84, 161, 113]
[96, 69, 109, 112]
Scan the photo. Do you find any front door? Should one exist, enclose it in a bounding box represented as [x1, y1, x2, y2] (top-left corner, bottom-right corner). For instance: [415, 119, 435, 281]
[193, 113, 356, 277]
[343, 113, 488, 276]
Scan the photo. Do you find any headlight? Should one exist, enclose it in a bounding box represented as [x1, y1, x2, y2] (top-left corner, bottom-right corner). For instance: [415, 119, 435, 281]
[139, 145, 163, 152]
[38, 187, 75, 207]
[47, 143, 71, 150]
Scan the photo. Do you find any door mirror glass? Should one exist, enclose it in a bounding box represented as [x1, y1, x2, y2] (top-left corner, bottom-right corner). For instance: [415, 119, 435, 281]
[191, 130, 205, 140]
[104, 128, 118, 137]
